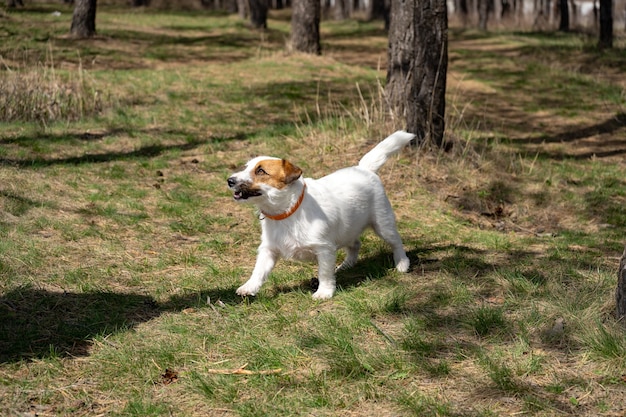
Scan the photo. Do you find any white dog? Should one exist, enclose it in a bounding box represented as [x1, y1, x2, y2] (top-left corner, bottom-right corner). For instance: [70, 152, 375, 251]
[227, 130, 414, 299]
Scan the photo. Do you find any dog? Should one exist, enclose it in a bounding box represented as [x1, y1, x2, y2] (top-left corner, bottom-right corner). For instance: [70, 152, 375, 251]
[227, 130, 414, 299]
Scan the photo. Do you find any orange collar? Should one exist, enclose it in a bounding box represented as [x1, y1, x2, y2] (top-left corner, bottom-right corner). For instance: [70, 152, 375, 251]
[261, 184, 306, 221]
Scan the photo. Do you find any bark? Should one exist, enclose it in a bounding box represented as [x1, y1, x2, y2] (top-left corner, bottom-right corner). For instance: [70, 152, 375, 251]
[290, 0, 321, 54]
[517, 0, 524, 23]
[478, 0, 489, 29]
[616, 246, 626, 321]
[366, 0, 390, 30]
[558, 0, 569, 31]
[598, 0, 613, 48]
[458, 0, 469, 25]
[249, 0, 268, 29]
[386, 0, 448, 148]
[501, 0, 512, 18]
[70, 0, 97, 38]
[334, 0, 350, 20]
[237, 0, 247, 19]
[7, 0, 24, 7]
[570, 0, 577, 26]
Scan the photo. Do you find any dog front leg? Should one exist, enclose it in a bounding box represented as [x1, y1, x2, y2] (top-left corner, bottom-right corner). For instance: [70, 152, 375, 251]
[236, 247, 278, 297]
[312, 248, 337, 300]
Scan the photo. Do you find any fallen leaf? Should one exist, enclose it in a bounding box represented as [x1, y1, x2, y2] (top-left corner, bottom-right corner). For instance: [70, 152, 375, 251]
[158, 368, 179, 385]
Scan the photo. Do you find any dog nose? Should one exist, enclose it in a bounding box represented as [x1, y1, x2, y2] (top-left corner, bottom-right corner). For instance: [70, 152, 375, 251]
[227, 177, 237, 188]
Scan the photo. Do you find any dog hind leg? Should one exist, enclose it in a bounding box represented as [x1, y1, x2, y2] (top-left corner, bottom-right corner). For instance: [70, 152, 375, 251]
[371, 208, 410, 273]
[336, 239, 361, 271]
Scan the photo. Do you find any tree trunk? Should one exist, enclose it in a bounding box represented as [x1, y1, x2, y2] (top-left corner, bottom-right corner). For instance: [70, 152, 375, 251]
[70, 0, 97, 38]
[334, 0, 350, 19]
[616, 246, 626, 321]
[7, 0, 24, 8]
[290, 0, 321, 54]
[458, 0, 469, 25]
[386, 0, 448, 148]
[569, 0, 577, 26]
[237, 0, 248, 19]
[249, 0, 268, 29]
[558, 0, 569, 30]
[478, 0, 489, 29]
[501, 0, 512, 19]
[367, 0, 390, 30]
[516, 0, 524, 24]
[598, 0, 612, 48]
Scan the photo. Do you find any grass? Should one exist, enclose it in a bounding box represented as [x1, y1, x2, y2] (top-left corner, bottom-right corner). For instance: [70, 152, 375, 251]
[1, 3, 626, 416]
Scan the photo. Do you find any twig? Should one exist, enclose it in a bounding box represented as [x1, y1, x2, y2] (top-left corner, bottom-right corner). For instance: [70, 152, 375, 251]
[369, 319, 397, 346]
[207, 408, 235, 413]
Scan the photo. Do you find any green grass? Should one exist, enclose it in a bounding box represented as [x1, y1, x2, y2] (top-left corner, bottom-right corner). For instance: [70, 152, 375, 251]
[1, 4, 626, 417]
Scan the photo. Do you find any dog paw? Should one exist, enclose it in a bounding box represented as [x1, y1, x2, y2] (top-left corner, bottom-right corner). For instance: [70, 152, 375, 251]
[335, 262, 351, 272]
[396, 257, 410, 273]
[312, 287, 335, 300]
[236, 283, 260, 297]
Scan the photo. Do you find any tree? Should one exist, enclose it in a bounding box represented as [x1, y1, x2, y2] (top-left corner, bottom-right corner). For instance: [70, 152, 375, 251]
[477, 0, 492, 30]
[616, 246, 626, 322]
[70, 0, 97, 38]
[385, 0, 448, 148]
[557, 0, 569, 30]
[237, 0, 247, 19]
[6, 0, 24, 8]
[290, 0, 321, 54]
[366, 0, 390, 31]
[334, 0, 350, 20]
[249, 0, 268, 29]
[598, 0, 613, 48]
[455, 0, 470, 26]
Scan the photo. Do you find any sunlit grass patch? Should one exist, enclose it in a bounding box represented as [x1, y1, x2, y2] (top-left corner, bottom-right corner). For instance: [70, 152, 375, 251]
[584, 322, 626, 362]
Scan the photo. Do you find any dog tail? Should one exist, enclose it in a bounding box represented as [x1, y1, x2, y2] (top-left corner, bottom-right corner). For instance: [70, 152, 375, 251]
[358, 130, 415, 173]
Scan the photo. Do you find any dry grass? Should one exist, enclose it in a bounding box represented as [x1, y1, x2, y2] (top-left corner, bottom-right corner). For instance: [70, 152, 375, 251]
[0, 46, 110, 126]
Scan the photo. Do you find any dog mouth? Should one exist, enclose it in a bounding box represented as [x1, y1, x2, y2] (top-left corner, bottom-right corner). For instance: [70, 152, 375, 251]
[233, 188, 262, 200]
[228, 176, 262, 201]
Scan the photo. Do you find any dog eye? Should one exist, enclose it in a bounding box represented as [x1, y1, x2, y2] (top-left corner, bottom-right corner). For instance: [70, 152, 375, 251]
[255, 167, 267, 176]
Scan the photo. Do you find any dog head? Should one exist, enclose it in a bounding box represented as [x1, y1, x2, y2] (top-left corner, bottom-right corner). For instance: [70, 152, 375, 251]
[227, 156, 303, 202]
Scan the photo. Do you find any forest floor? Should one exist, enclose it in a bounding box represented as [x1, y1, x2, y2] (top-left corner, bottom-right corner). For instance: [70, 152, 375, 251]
[1, 5, 626, 416]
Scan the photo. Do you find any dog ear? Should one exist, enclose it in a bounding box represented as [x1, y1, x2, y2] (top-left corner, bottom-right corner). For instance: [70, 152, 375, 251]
[282, 159, 302, 184]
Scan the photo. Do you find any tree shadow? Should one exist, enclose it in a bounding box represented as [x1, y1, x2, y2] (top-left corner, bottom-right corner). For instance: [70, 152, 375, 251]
[0, 189, 53, 218]
[0, 241, 595, 364]
[0, 287, 162, 363]
[0, 129, 249, 167]
[512, 112, 626, 160]
[50, 27, 287, 69]
[0, 130, 114, 145]
[525, 112, 626, 144]
[0, 285, 245, 364]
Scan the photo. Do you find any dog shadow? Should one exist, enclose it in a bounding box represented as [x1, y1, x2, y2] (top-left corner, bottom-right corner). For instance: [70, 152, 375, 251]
[0, 251, 422, 362]
[271, 249, 422, 296]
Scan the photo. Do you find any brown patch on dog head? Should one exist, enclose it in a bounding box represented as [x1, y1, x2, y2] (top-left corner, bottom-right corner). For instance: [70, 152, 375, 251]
[252, 159, 302, 189]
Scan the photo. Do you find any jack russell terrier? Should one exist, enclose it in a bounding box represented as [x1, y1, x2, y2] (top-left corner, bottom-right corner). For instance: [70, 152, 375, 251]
[227, 130, 414, 299]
